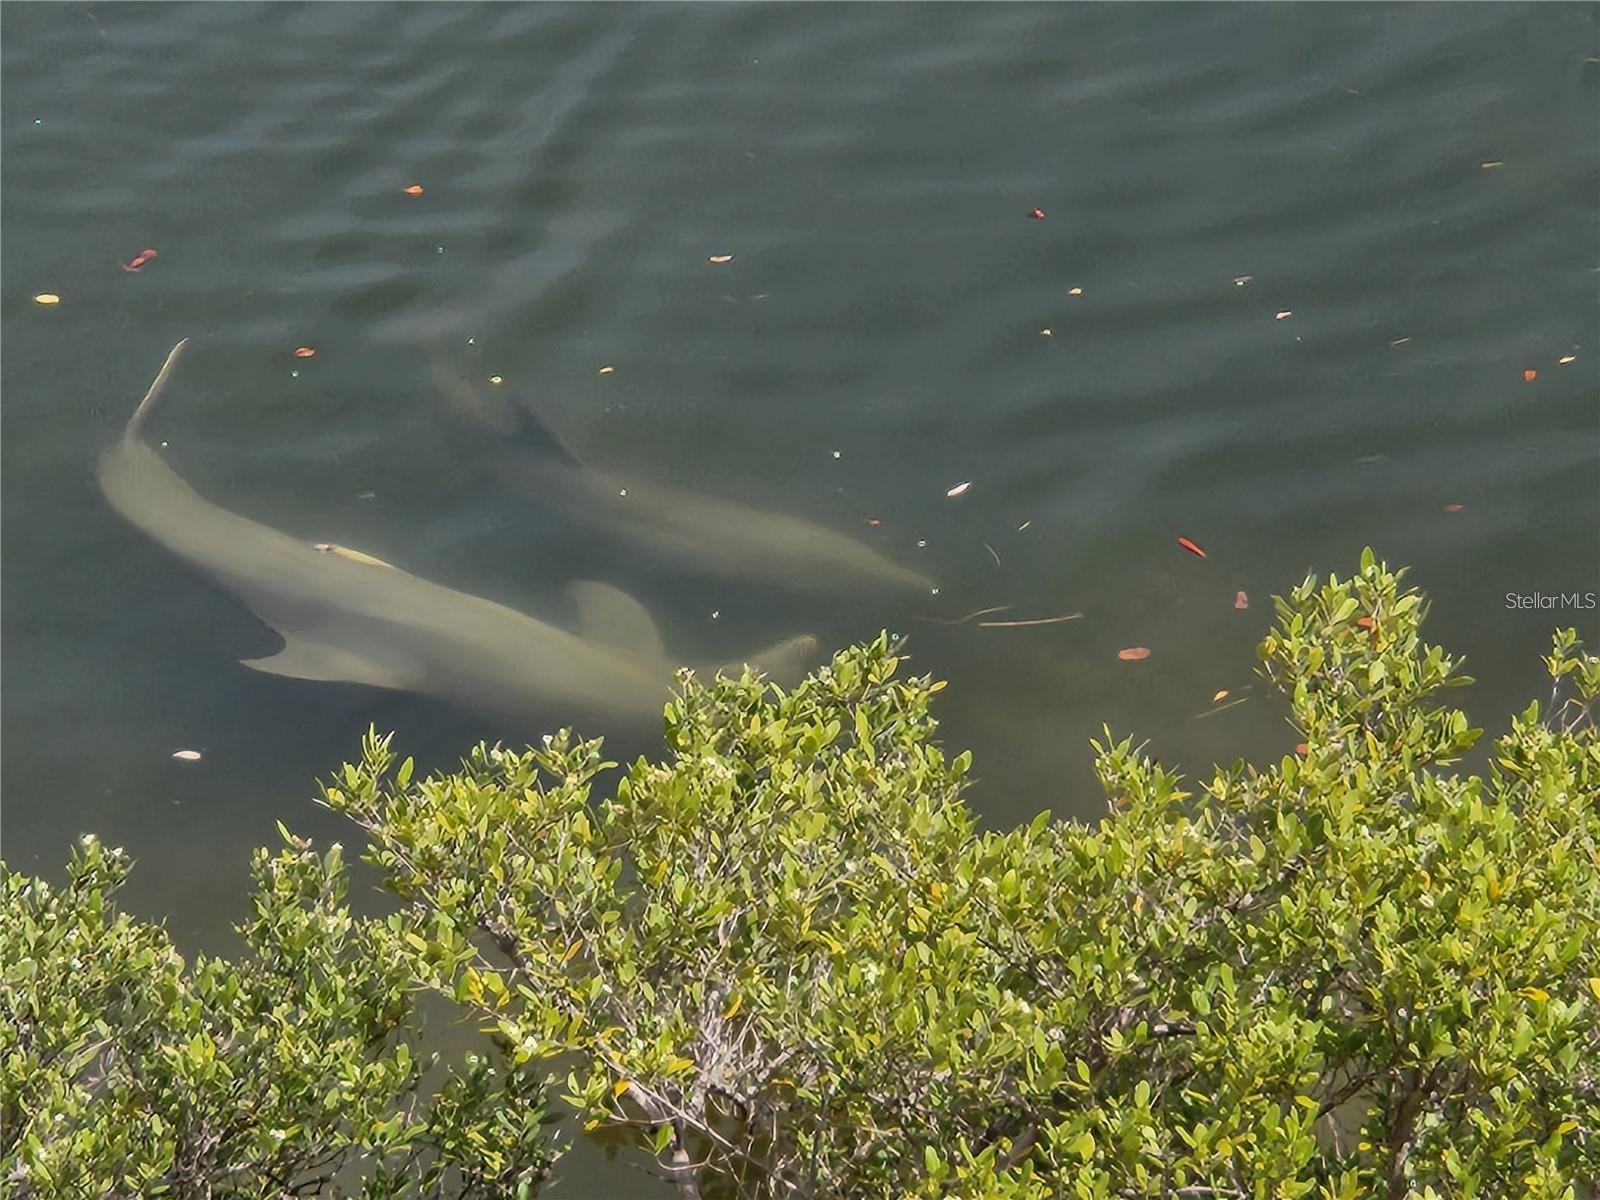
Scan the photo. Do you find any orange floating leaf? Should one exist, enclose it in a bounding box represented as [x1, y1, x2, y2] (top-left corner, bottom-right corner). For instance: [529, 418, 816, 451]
[293, 346, 317, 358]
[1523, 369, 1537, 382]
[1442, 503, 1465, 513]
[1233, 590, 1249, 610]
[403, 184, 425, 196]
[1177, 536, 1207, 558]
[1117, 646, 1151, 661]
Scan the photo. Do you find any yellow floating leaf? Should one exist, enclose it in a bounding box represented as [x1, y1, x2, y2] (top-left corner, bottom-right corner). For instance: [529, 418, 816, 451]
[1211, 689, 1230, 703]
[33, 293, 60, 306]
[598, 365, 615, 375]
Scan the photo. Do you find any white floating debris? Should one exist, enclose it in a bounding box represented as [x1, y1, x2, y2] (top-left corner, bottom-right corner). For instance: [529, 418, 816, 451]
[1275, 310, 1293, 320]
[171, 749, 203, 762]
[916, 539, 928, 549]
[1233, 275, 1253, 287]
[489, 375, 503, 385]
[832, 450, 841, 460]
[945, 480, 972, 498]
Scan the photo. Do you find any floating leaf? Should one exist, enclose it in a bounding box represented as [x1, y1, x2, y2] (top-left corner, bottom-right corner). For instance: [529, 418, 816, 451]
[1523, 369, 1538, 382]
[1442, 503, 1465, 513]
[1067, 286, 1083, 296]
[1559, 355, 1576, 365]
[1234, 590, 1249, 610]
[1275, 310, 1293, 320]
[171, 749, 203, 762]
[293, 346, 317, 359]
[1117, 646, 1151, 661]
[1177, 536, 1207, 558]
[946, 480, 972, 498]
[33, 293, 60, 305]
[708, 254, 734, 264]
[403, 183, 424, 195]
[1212, 689, 1230, 703]
[1027, 208, 1045, 219]
[598, 365, 615, 375]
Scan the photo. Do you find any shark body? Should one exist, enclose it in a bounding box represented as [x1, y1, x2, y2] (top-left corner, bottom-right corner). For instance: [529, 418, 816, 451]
[98, 340, 818, 729]
[432, 356, 936, 597]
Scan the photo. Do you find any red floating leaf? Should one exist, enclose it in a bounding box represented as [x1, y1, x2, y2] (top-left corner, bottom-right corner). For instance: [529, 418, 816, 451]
[1027, 208, 1045, 219]
[1117, 646, 1151, 661]
[1233, 590, 1249, 610]
[293, 346, 317, 358]
[1177, 536, 1207, 558]
[1523, 369, 1537, 382]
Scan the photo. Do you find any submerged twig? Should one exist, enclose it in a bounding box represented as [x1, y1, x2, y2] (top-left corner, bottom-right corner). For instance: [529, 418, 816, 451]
[976, 613, 1083, 629]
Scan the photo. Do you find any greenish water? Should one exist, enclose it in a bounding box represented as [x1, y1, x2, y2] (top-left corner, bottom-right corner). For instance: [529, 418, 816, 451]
[3, 3, 1597, 1193]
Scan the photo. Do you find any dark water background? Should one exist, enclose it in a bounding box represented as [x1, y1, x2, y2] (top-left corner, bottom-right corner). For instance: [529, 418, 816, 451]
[4, 3, 1598, 1194]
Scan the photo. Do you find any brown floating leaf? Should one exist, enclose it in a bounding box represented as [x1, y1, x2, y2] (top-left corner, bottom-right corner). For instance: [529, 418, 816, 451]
[1117, 646, 1151, 661]
[1442, 503, 1465, 513]
[1234, 590, 1249, 610]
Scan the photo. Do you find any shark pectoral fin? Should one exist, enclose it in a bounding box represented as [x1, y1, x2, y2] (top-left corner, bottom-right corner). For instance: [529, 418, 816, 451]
[566, 581, 665, 660]
[721, 633, 821, 686]
[240, 635, 411, 691]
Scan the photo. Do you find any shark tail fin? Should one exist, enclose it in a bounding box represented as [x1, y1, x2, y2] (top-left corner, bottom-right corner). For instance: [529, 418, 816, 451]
[126, 339, 191, 439]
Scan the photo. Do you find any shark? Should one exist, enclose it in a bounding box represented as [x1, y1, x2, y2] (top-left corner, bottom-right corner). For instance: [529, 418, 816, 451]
[429, 352, 937, 598]
[98, 339, 819, 729]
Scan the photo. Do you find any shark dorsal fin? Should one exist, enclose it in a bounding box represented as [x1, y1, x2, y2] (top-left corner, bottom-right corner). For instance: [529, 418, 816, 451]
[241, 634, 412, 691]
[567, 581, 664, 660]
